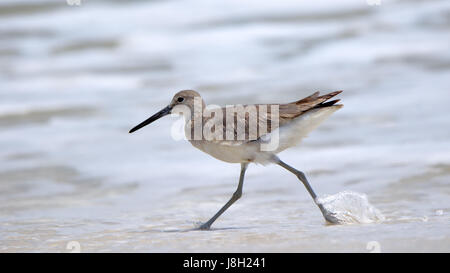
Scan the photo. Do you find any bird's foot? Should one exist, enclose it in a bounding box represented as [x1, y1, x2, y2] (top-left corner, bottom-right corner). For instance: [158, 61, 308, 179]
[197, 222, 212, 230]
[323, 211, 341, 224]
[317, 203, 341, 224]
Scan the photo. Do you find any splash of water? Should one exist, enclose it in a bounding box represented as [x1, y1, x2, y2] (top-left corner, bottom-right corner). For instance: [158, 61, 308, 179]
[317, 191, 385, 224]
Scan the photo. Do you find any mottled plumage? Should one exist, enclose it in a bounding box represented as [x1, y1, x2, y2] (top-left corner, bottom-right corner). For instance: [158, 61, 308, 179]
[129, 89, 344, 229]
[174, 90, 342, 164]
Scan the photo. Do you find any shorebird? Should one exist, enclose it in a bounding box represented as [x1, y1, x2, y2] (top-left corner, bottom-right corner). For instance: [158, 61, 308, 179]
[129, 90, 343, 229]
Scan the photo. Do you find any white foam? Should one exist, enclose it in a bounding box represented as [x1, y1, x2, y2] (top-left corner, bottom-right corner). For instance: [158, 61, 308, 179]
[317, 191, 385, 224]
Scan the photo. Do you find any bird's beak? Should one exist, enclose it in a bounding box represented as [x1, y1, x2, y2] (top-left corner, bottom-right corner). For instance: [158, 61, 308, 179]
[129, 105, 172, 133]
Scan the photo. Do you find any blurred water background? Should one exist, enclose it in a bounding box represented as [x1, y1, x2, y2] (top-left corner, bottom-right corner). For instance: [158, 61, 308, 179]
[1, 0, 449, 252]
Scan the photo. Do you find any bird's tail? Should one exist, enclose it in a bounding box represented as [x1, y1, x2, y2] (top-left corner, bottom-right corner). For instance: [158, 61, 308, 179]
[274, 91, 343, 153]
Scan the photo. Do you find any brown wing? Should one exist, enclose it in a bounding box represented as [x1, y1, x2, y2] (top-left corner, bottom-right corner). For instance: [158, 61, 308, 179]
[279, 90, 343, 120]
[199, 91, 342, 143]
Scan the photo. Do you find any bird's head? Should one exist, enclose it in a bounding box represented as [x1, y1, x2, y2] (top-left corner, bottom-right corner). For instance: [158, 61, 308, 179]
[129, 90, 203, 133]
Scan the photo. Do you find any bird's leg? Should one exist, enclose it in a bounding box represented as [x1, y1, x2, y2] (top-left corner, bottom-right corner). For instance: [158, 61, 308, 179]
[198, 163, 249, 230]
[275, 157, 340, 224]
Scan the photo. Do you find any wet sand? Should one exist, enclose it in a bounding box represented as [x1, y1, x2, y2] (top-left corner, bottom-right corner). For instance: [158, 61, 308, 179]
[1, 0, 449, 252]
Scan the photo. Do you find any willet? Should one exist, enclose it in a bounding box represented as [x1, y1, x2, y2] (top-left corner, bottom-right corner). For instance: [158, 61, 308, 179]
[129, 90, 343, 229]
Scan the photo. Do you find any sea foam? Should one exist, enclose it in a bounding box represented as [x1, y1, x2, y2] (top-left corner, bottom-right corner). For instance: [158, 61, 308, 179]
[317, 191, 385, 224]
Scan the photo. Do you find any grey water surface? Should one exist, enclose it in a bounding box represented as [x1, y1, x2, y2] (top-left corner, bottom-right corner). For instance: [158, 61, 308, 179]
[0, 0, 449, 252]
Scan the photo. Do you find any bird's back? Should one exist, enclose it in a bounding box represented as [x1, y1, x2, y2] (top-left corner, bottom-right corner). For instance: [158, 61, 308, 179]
[185, 91, 343, 164]
[208, 90, 343, 142]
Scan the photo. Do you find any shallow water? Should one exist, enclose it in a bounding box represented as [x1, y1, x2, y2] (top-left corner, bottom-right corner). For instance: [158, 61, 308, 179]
[317, 191, 385, 224]
[1, 0, 450, 252]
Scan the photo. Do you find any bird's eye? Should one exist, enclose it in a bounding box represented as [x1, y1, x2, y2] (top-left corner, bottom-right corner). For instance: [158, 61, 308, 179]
[177, 97, 184, 102]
